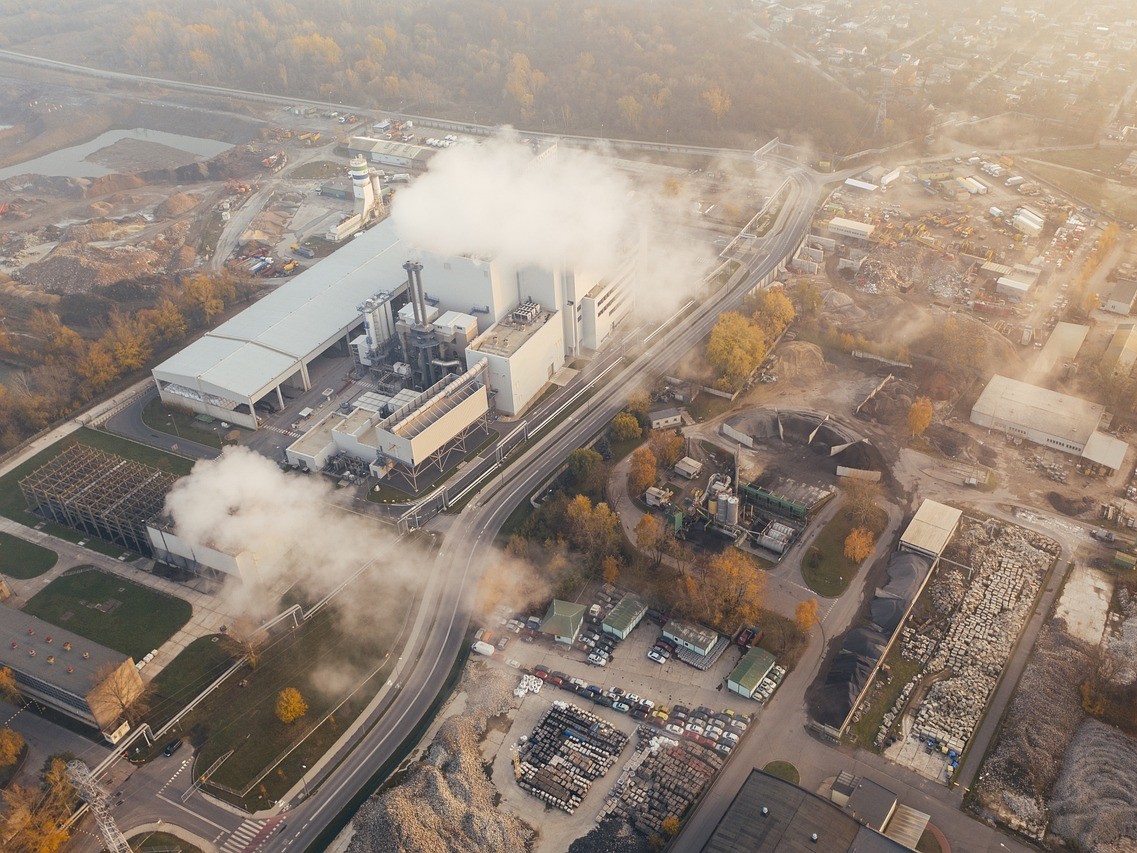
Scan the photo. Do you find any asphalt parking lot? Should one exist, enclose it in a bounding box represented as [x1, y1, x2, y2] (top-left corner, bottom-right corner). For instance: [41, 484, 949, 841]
[494, 615, 768, 718]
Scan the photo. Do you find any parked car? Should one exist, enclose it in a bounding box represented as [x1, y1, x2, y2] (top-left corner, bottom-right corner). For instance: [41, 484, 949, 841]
[630, 708, 649, 721]
[714, 743, 732, 755]
[672, 704, 690, 716]
[569, 677, 588, 689]
[587, 653, 608, 666]
[612, 701, 631, 713]
[685, 723, 705, 735]
[548, 671, 567, 685]
[624, 693, 641, 706]
[607, 687, 625, 699]
[638, 698, 655, 710]
[647, 650, 666, 664]
[163, 738, 183, 757]
[720, 731, 740, 744]
[666, 724, 684, 735]
[534, 665, 549, 679]
[730, 719, 748, 731]
[591, 693, 613, 707]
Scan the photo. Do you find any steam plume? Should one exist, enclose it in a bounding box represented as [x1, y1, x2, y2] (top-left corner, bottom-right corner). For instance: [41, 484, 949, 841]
[391, 131, 712, 315]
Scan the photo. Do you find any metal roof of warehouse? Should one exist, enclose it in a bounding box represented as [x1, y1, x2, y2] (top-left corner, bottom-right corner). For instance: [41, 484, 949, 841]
[972, 374, 1103, 444]
[899, 500, 961, 558]
[153, 218, 422, 399]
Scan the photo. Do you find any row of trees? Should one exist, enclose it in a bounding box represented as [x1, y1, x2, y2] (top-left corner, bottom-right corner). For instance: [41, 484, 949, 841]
[706, 290, 795, 391]
[0, 0, 888, 152]
[0, 273, 251, 451]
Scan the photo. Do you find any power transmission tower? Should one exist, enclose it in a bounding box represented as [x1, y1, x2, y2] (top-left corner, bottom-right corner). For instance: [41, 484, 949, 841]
[66, 760, 132, 853]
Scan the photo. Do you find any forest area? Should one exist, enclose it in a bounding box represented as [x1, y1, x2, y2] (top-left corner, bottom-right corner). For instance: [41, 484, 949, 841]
[0, 0, 890, 153]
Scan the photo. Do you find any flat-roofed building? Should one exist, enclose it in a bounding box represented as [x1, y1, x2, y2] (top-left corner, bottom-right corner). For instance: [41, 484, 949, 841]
[0, 609, 144, 739]
[465, 303, 563, 416]
[727, 646, 776, 698]
[1033, 321, 1088, 376]
[700, 770, 908, 852]
[971, 374, 1129, 471]
[602, 594, 647, 640]
[663, 619, 719, 657]
[898, 500, 962, 560]
[347, 136, 436, 170]
[827, 217, 876, 241]
[1104, 279, 1137, 315]
[1103, 323, 1137, 377]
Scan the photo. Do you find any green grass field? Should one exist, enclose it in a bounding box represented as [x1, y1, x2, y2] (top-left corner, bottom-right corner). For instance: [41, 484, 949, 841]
[1021, 160, 1137, 222]
[141, 397, 224, 449]
[147, 635, 242, 728]
[0, 428, 194, 525]
[763, 760, 800, 785]
[0, 532, 58, 579]
[1019, 147, 1131, 175]
[802, 505, 888, 598]
[23, 568, 192, 659]
[179, 594, 410, 808]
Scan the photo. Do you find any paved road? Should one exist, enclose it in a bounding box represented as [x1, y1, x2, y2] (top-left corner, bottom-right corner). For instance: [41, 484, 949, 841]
[252, 168, 819, 853]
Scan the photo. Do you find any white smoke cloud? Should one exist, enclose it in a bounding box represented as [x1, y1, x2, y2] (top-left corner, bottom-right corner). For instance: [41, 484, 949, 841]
[391, 131, 712, 316]
[163, 448, 408, 620]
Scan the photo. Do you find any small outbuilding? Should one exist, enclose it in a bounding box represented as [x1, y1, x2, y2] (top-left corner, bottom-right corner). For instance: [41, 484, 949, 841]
[898, 500, 961, 560]
[727, 646, 776, 698]
[648, 407, 683, 430]
[602, 594, 648, 639]
[674, 456, 703, 479]
[540, 599, 586, 645]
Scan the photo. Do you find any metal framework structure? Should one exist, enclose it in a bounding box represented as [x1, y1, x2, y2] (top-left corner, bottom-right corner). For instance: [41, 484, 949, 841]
[20, 444, 177, 555]
[378, 409, 492, 492]
[67, 760, 131, 853]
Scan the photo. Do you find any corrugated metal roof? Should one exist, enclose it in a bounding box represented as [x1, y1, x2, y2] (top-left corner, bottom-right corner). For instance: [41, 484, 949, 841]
[602, 594, 647, 634]
[728, 646, 775, 693]
[972, 374, 1102, 444]
[1082, 430, 1129, 470]
[899, 500, 961, 558]
[884, 804, 930, 849]
[154, 218, 426, 400]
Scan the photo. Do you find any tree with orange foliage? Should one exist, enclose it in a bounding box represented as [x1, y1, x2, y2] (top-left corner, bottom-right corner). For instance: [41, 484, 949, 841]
[628, 447, 658, 496]
[795, 597, 820, 634]
[844, 527, 875, 563]
[649, 429, 684, 468]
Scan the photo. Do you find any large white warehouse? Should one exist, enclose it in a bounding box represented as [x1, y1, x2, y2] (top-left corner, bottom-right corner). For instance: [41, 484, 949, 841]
[153, 213, 636, 429]
[970, 374, 1129, 472]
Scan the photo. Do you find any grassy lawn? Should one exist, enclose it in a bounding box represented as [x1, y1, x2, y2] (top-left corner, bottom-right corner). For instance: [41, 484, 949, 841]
[1022, 160, 1137, 222]
[916, 828, 943, 853]
[689, 392, 735, 422]
[802, 506, 888, 598]
[845, 645, 921, 750]
[0, 428, 194, 525]
[0, 532, 57, 579]
[288, 160, 344, 180]
[147, 635, 241, 729]
[127, 833, 203, 853]
[756, 609, 808, 671]
[180, 597, 409, 808]
[1019, 147, 1132, 175]
[608, 436, 644, 462]
[141, 397, 224, 450]
[23, 568, 192, 659]
[763, 760, 799, 785]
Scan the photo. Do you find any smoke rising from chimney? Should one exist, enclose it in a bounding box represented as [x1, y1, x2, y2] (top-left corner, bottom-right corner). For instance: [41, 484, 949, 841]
[390, 131, 712, 316]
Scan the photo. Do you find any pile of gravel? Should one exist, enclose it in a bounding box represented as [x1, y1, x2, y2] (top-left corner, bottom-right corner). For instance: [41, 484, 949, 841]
[1049, 719, 1137, 852]
[347, 666, 534, 853]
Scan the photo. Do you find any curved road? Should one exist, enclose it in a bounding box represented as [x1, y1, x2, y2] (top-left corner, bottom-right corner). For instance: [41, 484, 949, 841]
[259, 168, 819, 852]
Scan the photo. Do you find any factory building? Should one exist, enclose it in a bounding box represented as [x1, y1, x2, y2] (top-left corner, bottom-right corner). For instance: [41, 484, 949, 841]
[155, 210, 634, 431]
[827, 217, 875, 241]
[347, 136, 436, 170]
[702, 770, 910, 852]
[1104, 278, 1137, 316]
[1102, 323, 1137, 377]
[0, 609, 144, 739]
[147, 520, 261, 584]
[971, 375, 1129, 472]
[324, 154, 386, 242]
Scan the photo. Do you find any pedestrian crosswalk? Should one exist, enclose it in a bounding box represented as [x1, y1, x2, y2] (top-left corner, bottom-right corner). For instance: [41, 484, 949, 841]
[156, 758, 191, 796]
[262, 424, 302, 438]
[220, 817, 284, 853]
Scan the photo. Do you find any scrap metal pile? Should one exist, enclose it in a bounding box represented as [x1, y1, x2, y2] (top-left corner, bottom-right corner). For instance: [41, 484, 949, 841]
[909, 521, 1057, 754]
[515, 702, 628, 814]
[597, 728, 724, 837]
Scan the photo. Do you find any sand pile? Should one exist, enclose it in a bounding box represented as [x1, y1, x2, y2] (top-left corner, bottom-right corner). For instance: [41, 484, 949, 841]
[347, 666, 534, 853]
[20, 241, 163, 292]
[777, 342, 825, 380]
[156, 192, 201, 218]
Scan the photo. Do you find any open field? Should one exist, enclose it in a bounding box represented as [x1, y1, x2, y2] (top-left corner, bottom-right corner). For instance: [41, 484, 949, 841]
[0, 531, 57, 579]
[181, 594, 412, 809]
[1018, 147, 1132, 175]
[802, 505, 888, 598]
[1021, 160, 1137, 222]
[126, 833, 203, 853]
[146, 635, 241, 729]
[762, 760, 799, 784]
[23, 567, 192, 658]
